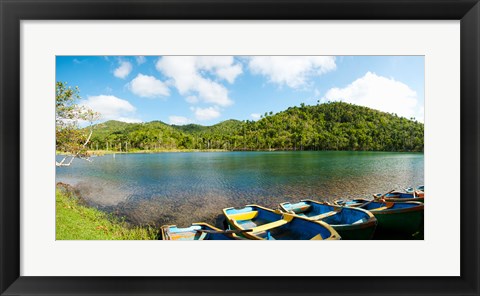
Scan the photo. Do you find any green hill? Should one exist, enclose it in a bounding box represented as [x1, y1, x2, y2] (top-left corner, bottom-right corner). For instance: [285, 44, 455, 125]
[171, 124, 208, 134]
[87, 102, 424, 152]
[89, 120, 133, 138]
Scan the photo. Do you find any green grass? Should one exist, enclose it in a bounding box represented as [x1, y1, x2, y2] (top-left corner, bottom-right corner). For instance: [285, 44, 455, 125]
[56, 188, 158, 240]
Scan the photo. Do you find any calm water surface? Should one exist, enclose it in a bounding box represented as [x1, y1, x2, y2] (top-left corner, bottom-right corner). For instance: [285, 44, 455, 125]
[56, 151, 423, 227]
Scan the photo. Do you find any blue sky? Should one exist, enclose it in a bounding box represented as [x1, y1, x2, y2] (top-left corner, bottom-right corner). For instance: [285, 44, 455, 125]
[56, 56, 424, 126]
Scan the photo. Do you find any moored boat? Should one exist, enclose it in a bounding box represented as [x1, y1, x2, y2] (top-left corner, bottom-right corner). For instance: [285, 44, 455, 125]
[223, 204, 341, 240]
[333, 198, 369, 207]
[334, 199, 424, 239]
[161, 222, 244, 240]
[407, 185, 424, 193]
[373, 191, 424, 203]
[279, 199, 377, 240]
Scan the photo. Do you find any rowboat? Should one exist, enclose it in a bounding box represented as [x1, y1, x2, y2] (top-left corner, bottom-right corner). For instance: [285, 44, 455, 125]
[373, 191, 424, 203]
[406, 185, 424, 193]
[334, 199, 424, 239]
[279, 200, 377, 240]
[161, 222, 245, 240]
[333, 198, 369, 207]
[223, 204, 341, 240]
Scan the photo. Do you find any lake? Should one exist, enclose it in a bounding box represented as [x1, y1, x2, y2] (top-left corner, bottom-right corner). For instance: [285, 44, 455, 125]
[56, 151, 424, 227]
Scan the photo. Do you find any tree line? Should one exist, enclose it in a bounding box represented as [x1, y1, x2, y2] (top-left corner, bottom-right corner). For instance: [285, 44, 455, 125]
[87, 102, 424, 152]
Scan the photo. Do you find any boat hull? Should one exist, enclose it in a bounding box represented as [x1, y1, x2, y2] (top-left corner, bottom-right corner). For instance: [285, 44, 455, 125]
[333, 199, 424, 239]
[334, 222, 377, 240]
[372, 209, 424, 239]
[384, 196, 424, 203]
[280, 200, 377, 240]
[374, 192, 424, 203]
[363, 201, 423, 239]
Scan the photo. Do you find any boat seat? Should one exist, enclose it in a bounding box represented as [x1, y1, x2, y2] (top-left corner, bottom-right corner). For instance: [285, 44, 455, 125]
[251, 219, 288, 233]
[370, 203, 394, 211]
[311, 233, 323, 240]
[309, 211, 338, 220]
[229, 211, 259, 221]
[370, 206, 388, 211]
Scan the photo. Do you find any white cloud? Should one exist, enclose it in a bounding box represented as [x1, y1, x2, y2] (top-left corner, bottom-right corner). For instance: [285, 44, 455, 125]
[136, 56, 146, 65]
[250, 113, 261, 120]
[185, 96, 199, 104]
[323, 72, 422, 121]
[191, 106, 221, 121]
[216, 65, 243, 84]
[128, 74, 169, 98]
[114, 61, 133, 79]
[195, 56, 243, 83]
[81, 95, 141, 123]
[169, 116, 192, 125]
[156, 56, 242, 106]
[248, 56, 336, 88]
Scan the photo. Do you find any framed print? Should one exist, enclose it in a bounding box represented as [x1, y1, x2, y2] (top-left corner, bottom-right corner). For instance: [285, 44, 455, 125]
[1, 0, 479, 295]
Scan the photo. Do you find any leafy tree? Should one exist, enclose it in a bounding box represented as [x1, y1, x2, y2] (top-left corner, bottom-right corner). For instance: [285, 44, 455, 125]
[56, 82, 100, 166]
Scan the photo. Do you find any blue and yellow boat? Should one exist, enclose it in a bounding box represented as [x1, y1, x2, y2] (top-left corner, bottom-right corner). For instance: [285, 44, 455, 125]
[161, 222, 245, 240]
[223, 204, 341, 240]
[279, 200, 377, 240]
[334, 199, 424, 239]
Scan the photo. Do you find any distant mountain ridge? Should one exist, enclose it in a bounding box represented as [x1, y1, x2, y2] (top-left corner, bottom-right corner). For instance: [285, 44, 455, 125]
[88, 102, 424, 152]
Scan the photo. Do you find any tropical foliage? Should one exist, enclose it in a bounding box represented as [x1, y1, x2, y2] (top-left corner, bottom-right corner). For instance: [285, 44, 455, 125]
[86, 102, 424, 152]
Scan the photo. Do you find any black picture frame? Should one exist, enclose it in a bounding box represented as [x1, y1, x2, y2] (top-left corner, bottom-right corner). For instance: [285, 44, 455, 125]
[1, 0, 479, 295]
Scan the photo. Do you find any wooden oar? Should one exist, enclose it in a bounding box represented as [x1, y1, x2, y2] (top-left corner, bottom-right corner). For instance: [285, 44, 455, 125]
[195, 229, 253, 234]
[375, 189, 396, 200]
[359, 189, 395, 209]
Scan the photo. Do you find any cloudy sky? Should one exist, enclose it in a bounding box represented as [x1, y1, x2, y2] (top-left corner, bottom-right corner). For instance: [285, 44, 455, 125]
[56, 56, 424, 125]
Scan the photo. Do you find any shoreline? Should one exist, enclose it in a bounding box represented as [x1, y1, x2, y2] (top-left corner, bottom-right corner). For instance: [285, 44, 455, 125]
[56, 183, 158, 240]
[56, 149, 425, 156]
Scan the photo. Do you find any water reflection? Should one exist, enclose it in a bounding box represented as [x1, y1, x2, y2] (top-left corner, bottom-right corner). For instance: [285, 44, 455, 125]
[56, 151, 424, 226]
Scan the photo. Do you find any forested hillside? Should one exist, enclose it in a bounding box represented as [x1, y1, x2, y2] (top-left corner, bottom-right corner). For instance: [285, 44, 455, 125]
[87, 102, 424, 152]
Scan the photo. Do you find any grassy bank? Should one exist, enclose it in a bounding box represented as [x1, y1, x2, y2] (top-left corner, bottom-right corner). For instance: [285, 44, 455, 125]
[56, 187, 158, 240]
